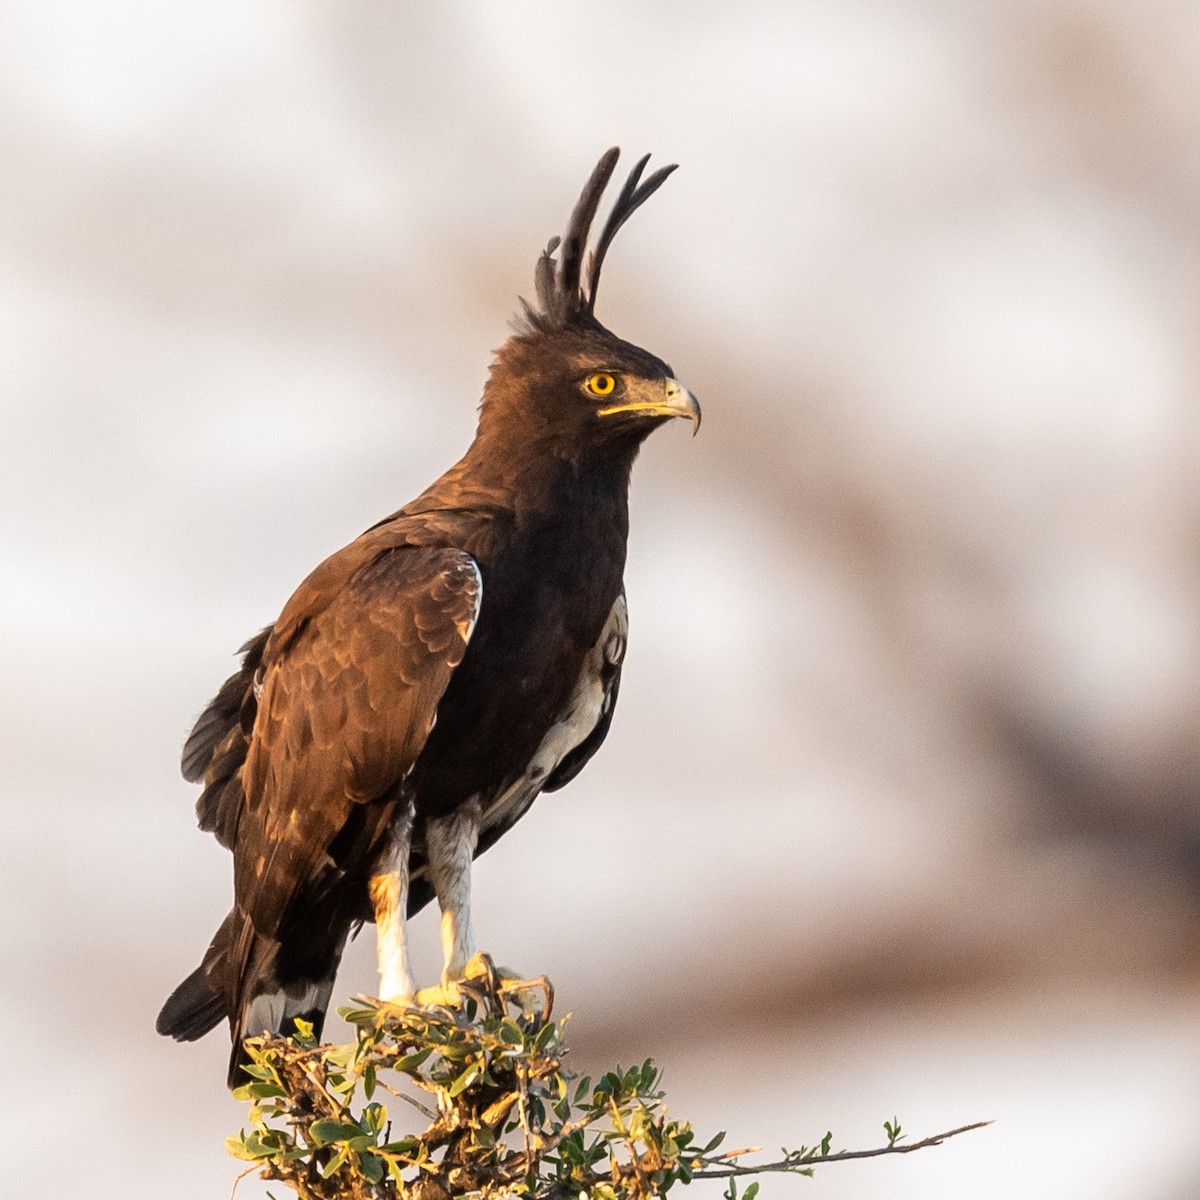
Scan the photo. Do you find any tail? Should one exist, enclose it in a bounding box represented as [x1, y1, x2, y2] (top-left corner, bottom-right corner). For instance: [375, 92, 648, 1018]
[156, 962, 227, 1041]
[156, 909, 343, 1088]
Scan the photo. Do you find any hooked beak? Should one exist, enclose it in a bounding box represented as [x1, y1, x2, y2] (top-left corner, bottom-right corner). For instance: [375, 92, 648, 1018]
[597, 377, 702, 435]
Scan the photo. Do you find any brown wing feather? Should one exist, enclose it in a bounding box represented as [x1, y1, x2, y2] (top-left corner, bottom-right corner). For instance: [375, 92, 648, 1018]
[182, 628, 270, 783]
[182, 628, 269, 849]
[226, 543, 480, 1016]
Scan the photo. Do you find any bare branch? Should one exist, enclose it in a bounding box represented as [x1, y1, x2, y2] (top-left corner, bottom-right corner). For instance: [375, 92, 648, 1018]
[694, 1121, 994, 1179]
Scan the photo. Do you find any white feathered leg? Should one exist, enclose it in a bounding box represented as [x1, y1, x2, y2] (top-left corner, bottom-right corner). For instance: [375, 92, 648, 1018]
[368, 799, 417, 1001]
[426, 797, 482, 983]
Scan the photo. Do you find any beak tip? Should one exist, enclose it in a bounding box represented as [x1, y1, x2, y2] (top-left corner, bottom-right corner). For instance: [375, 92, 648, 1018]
[668, 379, 701, 436]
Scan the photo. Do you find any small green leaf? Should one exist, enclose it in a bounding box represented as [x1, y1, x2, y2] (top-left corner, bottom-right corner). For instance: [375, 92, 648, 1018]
[319, 1146, 349, 1179]
[225, 1134, 259, 1162]
[640, 1058, 657, 1091]
[360, 1151, 385, 1184]
[338, 1005, 379, 1026]
[308, 1119, 365, 1147]
[395, 1047, 433, 1072]
[236, 1063, 278, 1082]
[448, 1063, 480, 1097]
[380, 1138, 419, 1155]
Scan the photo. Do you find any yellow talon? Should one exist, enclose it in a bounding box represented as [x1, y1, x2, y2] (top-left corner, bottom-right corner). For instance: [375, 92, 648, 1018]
[412, 980, 469, 1009]
[374, 953, 553, 1020]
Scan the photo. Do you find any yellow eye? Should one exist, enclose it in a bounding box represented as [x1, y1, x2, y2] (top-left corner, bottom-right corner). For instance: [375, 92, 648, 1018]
[585, 372, 618, 397]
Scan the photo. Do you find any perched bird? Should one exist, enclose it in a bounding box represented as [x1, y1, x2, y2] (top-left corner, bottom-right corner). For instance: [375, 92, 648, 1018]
[156, 148, 700, 1086]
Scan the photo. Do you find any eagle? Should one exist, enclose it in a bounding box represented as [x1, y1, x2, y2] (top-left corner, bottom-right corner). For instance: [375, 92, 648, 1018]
[156, 148, 700, 1085]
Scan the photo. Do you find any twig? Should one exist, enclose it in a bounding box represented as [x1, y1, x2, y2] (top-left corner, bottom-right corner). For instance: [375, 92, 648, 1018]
[693, 1121, 993, 1179]
[298, 1057, 352, 1119]
[229, 1163, 257, 1200]
[375, 1077, 438, 1120]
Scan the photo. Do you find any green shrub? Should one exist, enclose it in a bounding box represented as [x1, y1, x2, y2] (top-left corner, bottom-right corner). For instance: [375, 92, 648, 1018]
[228, 964, 986, 1199]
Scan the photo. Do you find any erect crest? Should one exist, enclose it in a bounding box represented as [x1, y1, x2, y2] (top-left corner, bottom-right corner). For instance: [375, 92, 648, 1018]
[521, 147, 678, 332]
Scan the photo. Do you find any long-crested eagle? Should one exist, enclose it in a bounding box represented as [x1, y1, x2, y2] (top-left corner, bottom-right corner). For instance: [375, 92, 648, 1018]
[157, 148, 700, 1085]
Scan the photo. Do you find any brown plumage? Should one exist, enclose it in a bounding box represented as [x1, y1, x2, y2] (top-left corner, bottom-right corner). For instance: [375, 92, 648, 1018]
[157, 148, 700, 1085]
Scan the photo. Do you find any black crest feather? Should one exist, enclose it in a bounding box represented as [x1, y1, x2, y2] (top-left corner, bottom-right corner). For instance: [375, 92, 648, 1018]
[524, 147, 678, 332]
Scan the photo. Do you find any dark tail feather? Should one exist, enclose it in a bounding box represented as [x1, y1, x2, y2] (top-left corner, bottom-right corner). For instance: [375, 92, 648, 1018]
[157, 964, 227, 1041]
[161, 908, 346, 1088]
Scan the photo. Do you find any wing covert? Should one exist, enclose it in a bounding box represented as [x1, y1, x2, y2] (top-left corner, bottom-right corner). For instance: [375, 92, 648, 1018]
[235, 546, 481, 940]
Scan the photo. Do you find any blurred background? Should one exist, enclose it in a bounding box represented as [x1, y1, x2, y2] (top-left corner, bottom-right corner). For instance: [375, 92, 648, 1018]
[3, 1, 1200, 1196]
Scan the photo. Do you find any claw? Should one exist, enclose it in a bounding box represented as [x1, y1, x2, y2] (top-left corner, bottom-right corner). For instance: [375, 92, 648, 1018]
[372, 952, 554, 1020]
[497, 972, 553, 1020]
[412, 980, 469, 1009]
[408, 951, 495, 1009]
[460, 950, 499, 989]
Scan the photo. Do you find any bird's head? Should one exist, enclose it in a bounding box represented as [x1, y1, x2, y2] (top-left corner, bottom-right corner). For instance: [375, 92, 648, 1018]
[477, 149, 700, 460]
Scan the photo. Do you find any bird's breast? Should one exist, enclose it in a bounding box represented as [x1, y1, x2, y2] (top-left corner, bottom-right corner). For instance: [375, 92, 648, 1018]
[406, 513, 626, 819]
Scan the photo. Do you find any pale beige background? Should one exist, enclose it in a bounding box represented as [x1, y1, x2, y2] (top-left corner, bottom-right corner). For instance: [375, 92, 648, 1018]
[4, 2, 1200, 1197]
